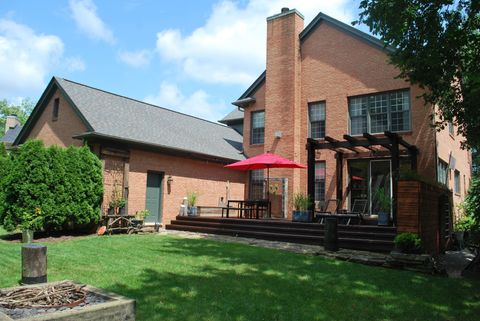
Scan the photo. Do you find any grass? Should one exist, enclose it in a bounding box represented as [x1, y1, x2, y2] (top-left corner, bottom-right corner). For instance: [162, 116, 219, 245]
[0, 234, 479, 321]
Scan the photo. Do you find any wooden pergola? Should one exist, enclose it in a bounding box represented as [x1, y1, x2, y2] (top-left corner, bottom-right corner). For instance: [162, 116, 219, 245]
[306, 131, 418, 225]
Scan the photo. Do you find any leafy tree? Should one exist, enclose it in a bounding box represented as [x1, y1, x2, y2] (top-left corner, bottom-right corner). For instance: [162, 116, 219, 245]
[356, 0, 480, 148]
[0, 98, 35, 133]
[0, 140, 103, 232]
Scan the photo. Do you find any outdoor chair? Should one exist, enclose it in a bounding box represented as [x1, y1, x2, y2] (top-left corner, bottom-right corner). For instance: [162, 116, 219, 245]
[336, 199, 368, 225]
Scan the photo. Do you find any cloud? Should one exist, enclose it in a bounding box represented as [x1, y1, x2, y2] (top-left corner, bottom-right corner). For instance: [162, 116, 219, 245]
[144, 82, 225, 122]
[0, 18, 82, 98]
[155, 0, 356, 86]
[117, 49, 152, 67]
[63, 56, 86, 72]
[69, 0, 115, 44]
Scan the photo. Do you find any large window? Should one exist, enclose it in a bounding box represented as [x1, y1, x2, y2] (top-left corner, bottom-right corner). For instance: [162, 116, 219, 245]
[309, 102, 325, 139]
[249, 169, 264, 200]
[348, 90, 410, 135]
[314, 162, 326, 204]
[454, 170, 460, 194]
[250, 111, 265, 145]
[437, 159, 449, 186]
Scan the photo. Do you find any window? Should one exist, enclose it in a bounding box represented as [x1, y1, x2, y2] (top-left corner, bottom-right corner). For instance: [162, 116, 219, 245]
[437, 159, 449, 186]
[348, 90, 410, 135]
[52, 98, 59, 121]
[250, 111, 265, 145]
[448, 121, 454, 136]
[309, 102, 325, 139]
[249, 169, 264, 200]
[454, 170, 460, 194]
[314, 162, 326, 204]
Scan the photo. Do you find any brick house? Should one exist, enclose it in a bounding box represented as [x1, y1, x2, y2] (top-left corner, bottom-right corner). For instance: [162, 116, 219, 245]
[14, 77, 246, 225]
[13, 8, 471, 244]
[224, 8, 471, 223]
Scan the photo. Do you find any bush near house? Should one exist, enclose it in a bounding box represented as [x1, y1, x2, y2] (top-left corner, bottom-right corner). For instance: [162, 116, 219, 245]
[0, 140, 103, 232]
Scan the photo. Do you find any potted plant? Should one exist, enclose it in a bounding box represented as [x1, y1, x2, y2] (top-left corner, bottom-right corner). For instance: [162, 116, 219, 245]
[117, 198, 127, 215]
[292, 193, 312, 222]
[374, 188, 391, 226]
[187, 191, 198, 216]
[19, 207, 43, 243]
[394, 232, 422, 254]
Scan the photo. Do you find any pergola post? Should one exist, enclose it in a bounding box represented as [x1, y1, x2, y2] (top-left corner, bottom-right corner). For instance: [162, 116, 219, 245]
[410, 148, 418, 171]
[335, 152, 343, 212]
[307, 139, 316, 219]
[391, 135, 400, 227]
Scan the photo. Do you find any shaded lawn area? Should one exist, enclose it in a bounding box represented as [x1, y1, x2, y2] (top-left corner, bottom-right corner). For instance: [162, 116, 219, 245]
[0, 235, 479, 321]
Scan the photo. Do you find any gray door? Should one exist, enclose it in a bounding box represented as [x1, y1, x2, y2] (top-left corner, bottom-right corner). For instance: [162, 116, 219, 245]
[145, 172, 164, 224]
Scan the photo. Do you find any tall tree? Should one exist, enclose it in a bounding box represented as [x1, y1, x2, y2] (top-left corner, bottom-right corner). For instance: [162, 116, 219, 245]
[356, 0, 480, 148]
[0, 98, 35, 133]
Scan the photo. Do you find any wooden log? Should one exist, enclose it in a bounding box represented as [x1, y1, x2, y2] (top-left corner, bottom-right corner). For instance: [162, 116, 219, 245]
[21, 244, 47, 284]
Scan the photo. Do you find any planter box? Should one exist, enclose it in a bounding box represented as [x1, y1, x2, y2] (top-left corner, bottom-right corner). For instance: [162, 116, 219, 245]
[386, 251, 443, 274]
[377, 211, 390, 226]
[0, 281, 135, 321]
[292, 210, 311, 222]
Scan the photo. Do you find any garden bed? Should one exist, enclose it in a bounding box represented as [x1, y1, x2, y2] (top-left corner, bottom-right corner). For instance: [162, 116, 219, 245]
[0, 281, 135, 320]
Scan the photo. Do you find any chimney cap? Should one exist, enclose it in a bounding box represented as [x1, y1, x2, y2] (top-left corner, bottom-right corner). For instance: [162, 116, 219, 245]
[281, 7, 289, 13]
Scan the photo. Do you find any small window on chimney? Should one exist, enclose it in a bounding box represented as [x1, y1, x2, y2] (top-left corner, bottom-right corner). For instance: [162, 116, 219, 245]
[52, 98, 59, 121]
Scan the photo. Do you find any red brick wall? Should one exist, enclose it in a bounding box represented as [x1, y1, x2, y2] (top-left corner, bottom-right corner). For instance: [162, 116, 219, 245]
[243, 17, 439, 214]
[27, 89, 87, 147]
[127, 149, 246, 225]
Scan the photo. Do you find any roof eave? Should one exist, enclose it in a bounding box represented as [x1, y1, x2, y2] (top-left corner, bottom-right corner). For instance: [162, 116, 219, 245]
[299, 12, 395, 53]
[231, 97, 256, 107]
[75, 131, 245, 163]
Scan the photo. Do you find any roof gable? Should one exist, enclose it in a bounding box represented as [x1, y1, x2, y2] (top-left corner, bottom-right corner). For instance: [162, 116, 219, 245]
[236, 12, 393, 101]
[17, 77, 244, 161]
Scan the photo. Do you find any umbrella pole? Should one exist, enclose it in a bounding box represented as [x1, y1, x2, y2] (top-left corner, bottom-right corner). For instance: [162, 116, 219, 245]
[267, 167, 270, 217]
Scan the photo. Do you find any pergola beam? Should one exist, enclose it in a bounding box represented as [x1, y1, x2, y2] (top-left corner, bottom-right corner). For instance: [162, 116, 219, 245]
[326, 136, 360, 153]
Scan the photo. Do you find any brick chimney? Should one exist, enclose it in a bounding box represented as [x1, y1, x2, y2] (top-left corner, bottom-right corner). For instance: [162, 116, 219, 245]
[264, 8, 304, 194]
[5, 115, 21, 134]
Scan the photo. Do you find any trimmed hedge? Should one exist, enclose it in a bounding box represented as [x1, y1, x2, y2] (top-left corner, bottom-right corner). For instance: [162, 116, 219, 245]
[0, 140, 103, 232]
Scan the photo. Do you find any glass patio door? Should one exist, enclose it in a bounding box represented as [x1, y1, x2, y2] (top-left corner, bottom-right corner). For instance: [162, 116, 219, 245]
[348, 159, 392, 215]
[370, 160, 392, 215]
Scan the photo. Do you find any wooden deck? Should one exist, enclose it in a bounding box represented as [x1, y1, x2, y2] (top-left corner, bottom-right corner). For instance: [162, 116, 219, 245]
[166, 216, 397, 252]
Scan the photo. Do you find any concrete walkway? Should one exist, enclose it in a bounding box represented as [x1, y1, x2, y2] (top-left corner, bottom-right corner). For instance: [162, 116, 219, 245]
[158, 229, 392, 268]
[158, 229, 476, 278]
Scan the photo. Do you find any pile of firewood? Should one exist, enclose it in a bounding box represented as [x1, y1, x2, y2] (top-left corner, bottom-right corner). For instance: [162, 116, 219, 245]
[0, 281, 86, 309]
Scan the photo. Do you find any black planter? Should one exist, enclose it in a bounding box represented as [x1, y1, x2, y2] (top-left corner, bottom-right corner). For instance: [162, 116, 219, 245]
[107, 207, 115, 216]
[292, 210, 312, 222]
[118, 207, 126, 216]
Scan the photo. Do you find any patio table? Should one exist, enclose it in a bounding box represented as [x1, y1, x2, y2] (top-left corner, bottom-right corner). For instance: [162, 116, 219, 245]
[224, 200, 271, 219]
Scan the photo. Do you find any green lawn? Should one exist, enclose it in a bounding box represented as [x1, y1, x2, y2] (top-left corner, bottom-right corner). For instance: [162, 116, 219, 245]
[0, 235, 478, 321]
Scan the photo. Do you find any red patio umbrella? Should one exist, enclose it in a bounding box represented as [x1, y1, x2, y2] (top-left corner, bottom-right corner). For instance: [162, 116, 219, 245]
[224, 152, 307, 201]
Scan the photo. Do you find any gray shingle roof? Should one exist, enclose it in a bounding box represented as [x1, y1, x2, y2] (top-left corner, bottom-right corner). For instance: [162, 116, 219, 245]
[0, 125, 22, 143]
[219, 108, 244, 124]
[54, 77, 244, 161]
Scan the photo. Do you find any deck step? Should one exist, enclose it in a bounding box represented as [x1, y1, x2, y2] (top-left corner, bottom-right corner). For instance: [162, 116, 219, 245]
[166, 216, 396, 252]
[169, 219, 395, 240]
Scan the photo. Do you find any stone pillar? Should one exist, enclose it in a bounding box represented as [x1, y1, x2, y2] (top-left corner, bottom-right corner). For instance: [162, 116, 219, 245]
[324, 218, 339, 251]
[22, 244, 47, 284]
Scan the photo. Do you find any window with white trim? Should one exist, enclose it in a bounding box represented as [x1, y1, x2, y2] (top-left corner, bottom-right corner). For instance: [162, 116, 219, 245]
[250, 111, 265, 145]
[454, 170, 460, 194]
[437, 159, 449, 187]
[348, 90, 410, 135]
[309, 102, 325, 139]
[249, 169, 264, 200]
[314, 162, 326, 204]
